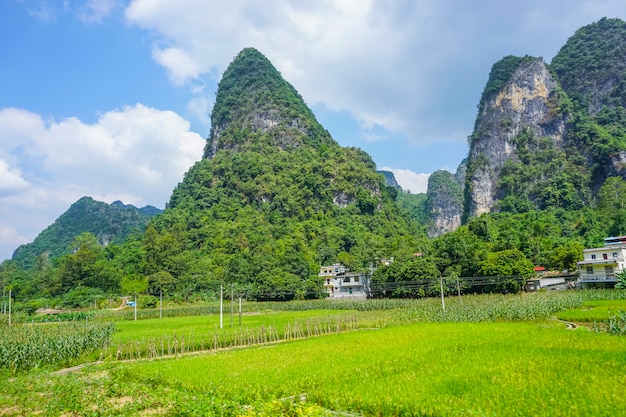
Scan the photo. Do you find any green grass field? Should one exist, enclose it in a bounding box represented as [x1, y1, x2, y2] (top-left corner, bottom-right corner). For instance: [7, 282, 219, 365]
[556, 299, 626, 322]
[116, 321, 625, 416]
[2, 291, 626, 416]
[3, 320, 626, 416]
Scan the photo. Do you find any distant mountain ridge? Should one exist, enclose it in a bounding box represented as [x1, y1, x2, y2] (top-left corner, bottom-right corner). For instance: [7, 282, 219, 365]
[12, 196, 161, 269]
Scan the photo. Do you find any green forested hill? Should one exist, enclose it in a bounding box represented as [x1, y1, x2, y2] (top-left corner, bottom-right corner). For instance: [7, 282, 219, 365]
[552, 17, 626, 112]
[7, 20, 626, 306]
[140, 48, 422, 299]
[11, 197, 161, 269]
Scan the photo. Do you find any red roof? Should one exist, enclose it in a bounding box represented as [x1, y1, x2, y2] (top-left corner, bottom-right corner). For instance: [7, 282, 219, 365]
[533, 266, 546, 271]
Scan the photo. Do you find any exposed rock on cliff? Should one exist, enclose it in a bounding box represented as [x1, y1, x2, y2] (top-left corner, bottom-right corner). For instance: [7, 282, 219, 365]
[464, 56, 566, 218]
[426, 170, 462, 237]
[378, 170, 400, 188]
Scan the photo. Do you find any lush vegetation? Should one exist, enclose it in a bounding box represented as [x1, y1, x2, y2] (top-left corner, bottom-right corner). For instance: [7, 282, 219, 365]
[6, 23, 626, 311]
[552, 17, 626, 111]
[0, 321, 114, 373]
[206, 47, 335, 156]
[11, 197, 159, 270]
[0, 47, 428, 308]
[495, 128, 591, 212]
[3, 294, 626, 415]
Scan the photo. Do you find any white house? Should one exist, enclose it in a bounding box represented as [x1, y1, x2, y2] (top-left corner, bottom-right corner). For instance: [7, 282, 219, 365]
[319, 264, 370, 299]
[576, 236, 626, 288]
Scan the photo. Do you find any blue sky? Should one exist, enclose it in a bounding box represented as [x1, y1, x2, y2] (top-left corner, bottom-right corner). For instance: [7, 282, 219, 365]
[1, 0, 625, 261]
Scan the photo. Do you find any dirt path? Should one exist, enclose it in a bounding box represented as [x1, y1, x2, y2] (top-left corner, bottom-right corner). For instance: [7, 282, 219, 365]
[110, 297, 128, 310]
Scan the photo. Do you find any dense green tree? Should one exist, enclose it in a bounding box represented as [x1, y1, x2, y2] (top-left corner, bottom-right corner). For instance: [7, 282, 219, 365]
[53, 233, 121, 295]
[478, 249, 534, 277]
[548, 241, 584, 272]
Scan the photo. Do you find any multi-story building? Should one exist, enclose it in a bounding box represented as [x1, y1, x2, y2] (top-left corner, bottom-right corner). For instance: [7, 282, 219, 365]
[577, 236, 626, 288]
[319, 263, 370, 299]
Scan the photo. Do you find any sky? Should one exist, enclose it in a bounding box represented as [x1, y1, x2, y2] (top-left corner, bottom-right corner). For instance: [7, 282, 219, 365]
[1, 0, 626, 262]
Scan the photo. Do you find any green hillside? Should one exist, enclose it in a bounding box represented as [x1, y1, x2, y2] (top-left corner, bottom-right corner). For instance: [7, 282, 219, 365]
[11, 197, 161, 269]
[147, 48, 422, 299]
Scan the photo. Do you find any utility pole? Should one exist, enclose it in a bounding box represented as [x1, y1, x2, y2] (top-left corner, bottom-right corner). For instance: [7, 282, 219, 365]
[439, 277, 445, 313]
[134, 294, 137, 321]
[219, 285, 223, 329]
[230, 284, 234, 327]
[160, 289, 163, 319]
[8, 289, 12, 327]
[239, 296, 242, 326]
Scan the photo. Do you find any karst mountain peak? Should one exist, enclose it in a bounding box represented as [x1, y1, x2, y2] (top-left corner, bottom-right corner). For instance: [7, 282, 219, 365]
[203, 47, 336, 159]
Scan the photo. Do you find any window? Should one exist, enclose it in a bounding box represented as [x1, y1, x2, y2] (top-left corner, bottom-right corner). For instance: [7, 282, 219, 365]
[613, 252, 619, 258]
[591, 254, 597, 259]
[603, 253, 608, 260]
[586, 266, 593, 275]
[343, 277, 350, 283]
[354, 276, 359, 282]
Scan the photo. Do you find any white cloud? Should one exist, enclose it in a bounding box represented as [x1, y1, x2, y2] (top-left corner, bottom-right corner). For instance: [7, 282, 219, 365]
[0, 225, 28, 261]
[124, 0, 626, 151]
[0, 159, 30, 195]
[25, 1, 57, 21]
[186, 97, 212, 126]
[76, 0, 119, 23]
[381, 167, 430, 194]
[152, 47, 202, 86]
[0, 104, 205, 261]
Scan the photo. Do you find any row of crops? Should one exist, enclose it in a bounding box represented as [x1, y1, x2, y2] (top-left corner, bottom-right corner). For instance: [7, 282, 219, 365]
[7, 289, 624, 325]
[109, 315, 359, 361]
[90, 298, 421, 322]
[392, 289, 626, 323]
[0, 322, 114, 373]
[1, 290, 625, 375]
[97, 289, 626, 321]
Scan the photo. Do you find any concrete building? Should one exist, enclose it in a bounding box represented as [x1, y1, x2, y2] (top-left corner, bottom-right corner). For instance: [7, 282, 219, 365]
[577, 236, 626, 288]
[319, 264, 370, 299]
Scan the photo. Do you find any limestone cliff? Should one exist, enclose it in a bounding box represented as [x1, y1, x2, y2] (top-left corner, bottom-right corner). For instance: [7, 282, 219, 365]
[426, 170, 462, 237]
[464, 56, 566, 218]
[378, 170, 400, 188]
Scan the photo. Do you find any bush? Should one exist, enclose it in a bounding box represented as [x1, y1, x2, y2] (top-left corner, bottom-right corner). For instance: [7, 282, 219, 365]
[140, 295, 158, 309]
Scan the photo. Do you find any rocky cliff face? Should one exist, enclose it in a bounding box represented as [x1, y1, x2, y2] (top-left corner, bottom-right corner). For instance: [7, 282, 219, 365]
[429, 19, 626, 233]
[426, 170, 462, 237]
[464, 57, 566, 217]
[378, 170, 400, 188]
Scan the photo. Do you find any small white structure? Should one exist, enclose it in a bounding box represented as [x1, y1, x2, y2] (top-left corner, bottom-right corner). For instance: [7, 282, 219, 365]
[319, 263, 370, 299]
[525, 277, 568, 291]
[577, 236, 626, 288]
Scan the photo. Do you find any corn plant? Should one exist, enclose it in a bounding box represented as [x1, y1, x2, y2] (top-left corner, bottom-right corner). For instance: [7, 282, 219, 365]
[0, 322, 114, 373]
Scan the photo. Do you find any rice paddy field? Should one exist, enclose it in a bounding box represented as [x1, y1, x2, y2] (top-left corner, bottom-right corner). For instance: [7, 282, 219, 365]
[556, 298, 626, 322]
[1, 290, 626, 416]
